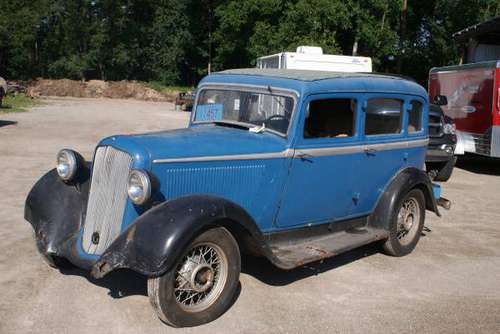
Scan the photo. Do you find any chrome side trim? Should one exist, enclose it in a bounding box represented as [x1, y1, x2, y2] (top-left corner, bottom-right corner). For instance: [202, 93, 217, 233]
[152, 139, 428, 164]
[153, 149, 294, 163]
[295, 139, 429, 157]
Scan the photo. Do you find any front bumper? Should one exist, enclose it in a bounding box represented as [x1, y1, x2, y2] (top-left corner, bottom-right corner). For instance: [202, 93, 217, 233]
[426, 146, 455, 162]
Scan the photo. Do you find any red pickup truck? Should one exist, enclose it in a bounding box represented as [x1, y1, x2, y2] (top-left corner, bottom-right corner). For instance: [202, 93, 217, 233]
[429, 61, 500, 158]
[428, 17, 500, 158]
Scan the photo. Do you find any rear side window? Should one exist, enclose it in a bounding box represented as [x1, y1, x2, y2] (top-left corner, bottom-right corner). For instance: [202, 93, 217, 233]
[304, 98, 356, 139]
[365, 98, 403, 135]
[408, 101, 423, 133]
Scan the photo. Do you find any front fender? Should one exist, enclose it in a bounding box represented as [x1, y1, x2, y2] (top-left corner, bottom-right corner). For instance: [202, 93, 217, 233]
[368, 167, 440, 230]
[91, 195, 267, 278]
[24, 165, 92, 268]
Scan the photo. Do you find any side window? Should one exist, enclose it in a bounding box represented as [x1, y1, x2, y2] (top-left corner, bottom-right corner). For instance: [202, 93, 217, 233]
[365, 98, 403, 135]
[408, 100, 423, 133]
[304, 98, 357, 139]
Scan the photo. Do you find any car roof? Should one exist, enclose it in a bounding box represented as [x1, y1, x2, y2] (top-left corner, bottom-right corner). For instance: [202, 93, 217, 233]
[200, 68, 428, 100]
[218, 68, 413, 82]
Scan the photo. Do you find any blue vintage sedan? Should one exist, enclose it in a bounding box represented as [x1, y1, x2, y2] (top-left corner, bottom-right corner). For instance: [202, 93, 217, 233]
[25, 69, 444, 327]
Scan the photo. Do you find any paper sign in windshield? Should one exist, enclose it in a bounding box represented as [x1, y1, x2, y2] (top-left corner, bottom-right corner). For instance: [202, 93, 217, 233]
[195, 104, 223, 121]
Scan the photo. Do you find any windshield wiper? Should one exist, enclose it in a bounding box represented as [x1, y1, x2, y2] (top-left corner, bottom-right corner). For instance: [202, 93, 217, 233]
[212, 121, 250, 130]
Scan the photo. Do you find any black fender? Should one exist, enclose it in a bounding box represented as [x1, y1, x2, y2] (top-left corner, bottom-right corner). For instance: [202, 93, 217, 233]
[24, 164, 93, 268]
[368, 167, 440, 230]
[91, 195, 273, 278]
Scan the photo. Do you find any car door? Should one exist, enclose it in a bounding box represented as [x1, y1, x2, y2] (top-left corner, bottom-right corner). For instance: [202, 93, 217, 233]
[275, 94, 363, 228]
[352, 94, 411, 214]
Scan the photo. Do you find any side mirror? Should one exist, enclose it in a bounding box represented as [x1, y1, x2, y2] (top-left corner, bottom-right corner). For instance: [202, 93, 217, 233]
[433, 95, 448, 106]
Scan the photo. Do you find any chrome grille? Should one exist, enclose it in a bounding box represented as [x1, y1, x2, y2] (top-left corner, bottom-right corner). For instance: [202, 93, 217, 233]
[429, 114, 443, 138]
[82, 146, 132, 255]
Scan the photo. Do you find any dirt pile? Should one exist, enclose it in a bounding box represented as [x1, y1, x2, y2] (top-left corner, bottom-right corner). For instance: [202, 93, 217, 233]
[25, 79, 176, 102]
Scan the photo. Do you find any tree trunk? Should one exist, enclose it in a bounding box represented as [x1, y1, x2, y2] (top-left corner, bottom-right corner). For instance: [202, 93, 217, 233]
[397, 0, 407, 73]
[352, 38, 359, 56]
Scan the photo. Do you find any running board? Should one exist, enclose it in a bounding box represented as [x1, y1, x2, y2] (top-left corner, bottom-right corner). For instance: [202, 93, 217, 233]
[265, 220, 388, 270]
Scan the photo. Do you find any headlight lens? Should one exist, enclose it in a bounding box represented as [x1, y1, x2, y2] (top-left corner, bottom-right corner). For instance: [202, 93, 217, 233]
[443, 123, 456, 135]
[56, 149, 78, 181]
[127, 170, 151, 205]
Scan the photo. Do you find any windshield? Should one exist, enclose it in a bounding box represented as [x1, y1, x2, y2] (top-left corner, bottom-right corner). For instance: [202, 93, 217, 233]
[193, 88, 295, 134]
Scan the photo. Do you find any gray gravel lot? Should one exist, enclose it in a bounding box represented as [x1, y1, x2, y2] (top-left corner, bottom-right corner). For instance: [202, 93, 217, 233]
[0, 97, 499, 334]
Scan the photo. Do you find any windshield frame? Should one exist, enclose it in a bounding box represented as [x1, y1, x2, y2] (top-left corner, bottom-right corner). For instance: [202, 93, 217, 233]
[191, 83, 299, 138]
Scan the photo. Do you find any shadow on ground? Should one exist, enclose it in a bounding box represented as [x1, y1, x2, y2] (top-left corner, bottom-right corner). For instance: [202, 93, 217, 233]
[56, 233, 434, 297]
[0, 120, 17, 128]
[242, 243, 381, 286]
[60, 267, 148, 298]
[56, 243, 382, 298]
[456, 154, 500, 176]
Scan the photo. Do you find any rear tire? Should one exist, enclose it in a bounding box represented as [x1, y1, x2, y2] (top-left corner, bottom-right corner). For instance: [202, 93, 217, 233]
[383, 189, 425, 257]
[148, 227, 240, 327]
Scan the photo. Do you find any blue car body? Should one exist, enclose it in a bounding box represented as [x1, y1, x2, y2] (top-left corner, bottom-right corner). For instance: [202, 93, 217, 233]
[25, 69, 440, 278]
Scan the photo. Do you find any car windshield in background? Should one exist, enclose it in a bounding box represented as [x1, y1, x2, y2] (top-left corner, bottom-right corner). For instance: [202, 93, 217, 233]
[194, 88, 294, 135]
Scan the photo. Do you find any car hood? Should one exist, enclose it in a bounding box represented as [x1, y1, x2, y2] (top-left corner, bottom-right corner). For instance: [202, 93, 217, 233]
[99, 125, 289, 168]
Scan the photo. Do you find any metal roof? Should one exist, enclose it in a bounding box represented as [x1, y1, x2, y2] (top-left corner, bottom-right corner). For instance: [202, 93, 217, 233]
[453, 16, 500, 42]
[216, 68, 410, 82]
[200, 68, 428, 100]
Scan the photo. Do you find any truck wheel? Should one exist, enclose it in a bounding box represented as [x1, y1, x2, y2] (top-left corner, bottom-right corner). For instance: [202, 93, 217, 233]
[148, 227, 240, 327]
[432, 157, 456, 182]
[382, 189, 425, 257]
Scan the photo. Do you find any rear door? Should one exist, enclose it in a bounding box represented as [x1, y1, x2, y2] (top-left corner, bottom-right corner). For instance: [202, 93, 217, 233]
[353, 95, 410, 214]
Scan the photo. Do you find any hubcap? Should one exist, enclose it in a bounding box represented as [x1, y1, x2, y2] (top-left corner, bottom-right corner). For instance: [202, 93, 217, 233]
[397, 197, 420, 246]
[174, 243, 228, 312]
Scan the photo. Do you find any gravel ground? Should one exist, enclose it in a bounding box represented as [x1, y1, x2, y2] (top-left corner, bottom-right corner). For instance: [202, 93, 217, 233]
[0, 97, 499, 334]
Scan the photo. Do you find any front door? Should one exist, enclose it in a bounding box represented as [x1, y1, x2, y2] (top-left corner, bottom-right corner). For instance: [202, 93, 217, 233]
[276, 94, 362, 228]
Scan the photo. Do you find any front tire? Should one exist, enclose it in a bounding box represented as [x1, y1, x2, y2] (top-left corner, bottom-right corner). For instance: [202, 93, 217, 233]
[383, 188, 425, 257]
[148, 227, 240, 327]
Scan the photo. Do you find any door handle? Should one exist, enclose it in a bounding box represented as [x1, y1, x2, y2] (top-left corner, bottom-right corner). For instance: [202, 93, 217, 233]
[295, 151, 314, 162]
[364, 147, 377, 156]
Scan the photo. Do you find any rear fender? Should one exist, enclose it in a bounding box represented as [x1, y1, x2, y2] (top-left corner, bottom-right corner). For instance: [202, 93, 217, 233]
[368, 167, 440, 230]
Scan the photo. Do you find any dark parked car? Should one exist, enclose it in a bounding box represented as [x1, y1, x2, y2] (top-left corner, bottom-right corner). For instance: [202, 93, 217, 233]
[25, 69, 448, 327]
[426, 104, 457, 182]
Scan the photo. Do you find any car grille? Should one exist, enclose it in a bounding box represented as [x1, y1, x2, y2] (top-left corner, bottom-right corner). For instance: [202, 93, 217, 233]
[82, 146, 133, 255]
[429, 114, 443, 138]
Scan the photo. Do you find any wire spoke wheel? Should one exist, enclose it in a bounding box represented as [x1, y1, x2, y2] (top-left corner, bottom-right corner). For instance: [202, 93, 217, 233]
[396, 197, 420, 246]
[174, 242, 228, 313]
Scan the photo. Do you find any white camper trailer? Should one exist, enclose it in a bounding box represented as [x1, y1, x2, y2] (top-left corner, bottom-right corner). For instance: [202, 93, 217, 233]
[256, 46, 372, 72]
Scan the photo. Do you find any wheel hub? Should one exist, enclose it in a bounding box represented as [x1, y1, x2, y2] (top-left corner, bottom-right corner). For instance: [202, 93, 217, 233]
[190, 264, 215, 292]
[397, 197, 420, 245]
[403, 213, 414, 231]
[174, 243, 228, 312]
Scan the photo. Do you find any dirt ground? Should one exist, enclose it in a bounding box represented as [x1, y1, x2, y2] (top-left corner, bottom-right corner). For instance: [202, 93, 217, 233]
[23, 79, 177, 101]
[0, 97, 499, 334]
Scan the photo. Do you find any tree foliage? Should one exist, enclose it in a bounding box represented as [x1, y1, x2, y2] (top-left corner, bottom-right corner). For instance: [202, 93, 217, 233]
[0, 0, 499, 85]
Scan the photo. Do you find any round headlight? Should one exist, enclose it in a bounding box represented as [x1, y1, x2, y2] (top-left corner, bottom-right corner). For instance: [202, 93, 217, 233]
[56, 149, 78, 181]
[127, 170, 151, 205]
[443, 123, 456, 135]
